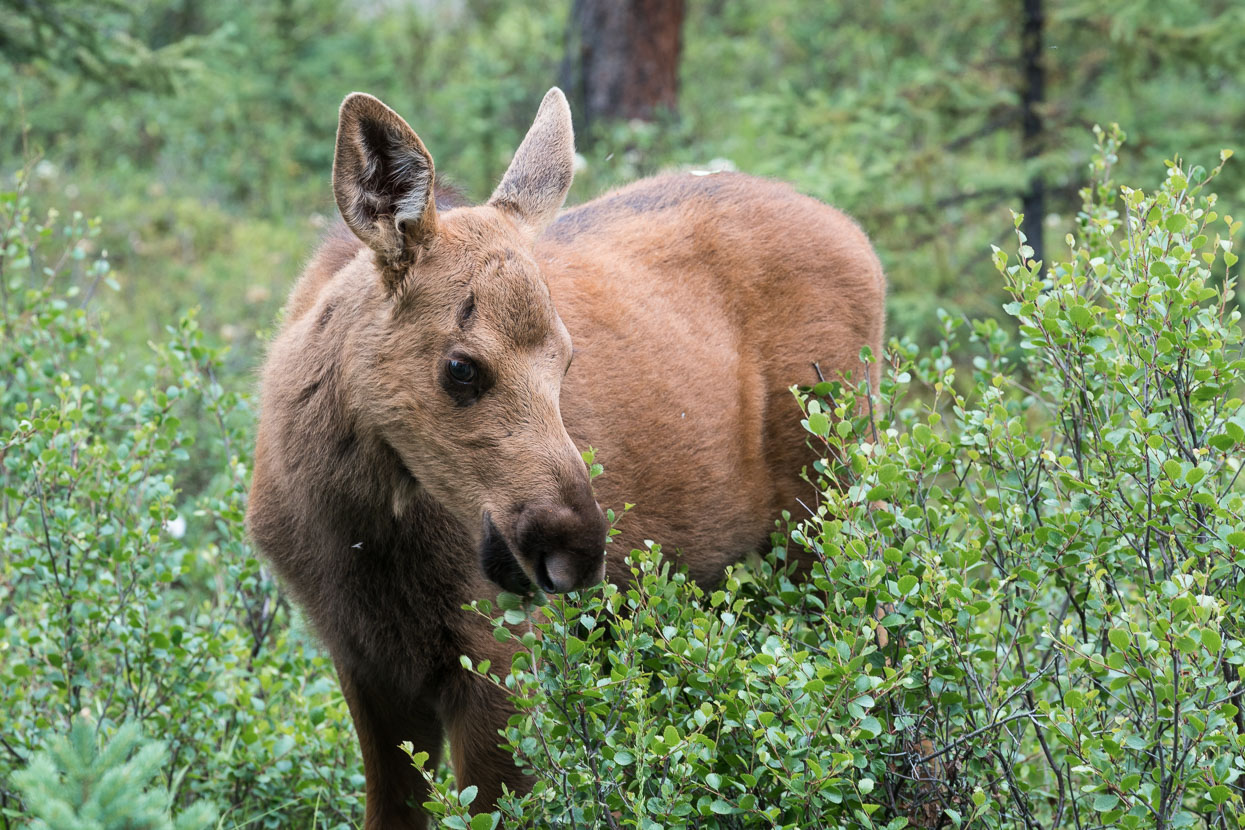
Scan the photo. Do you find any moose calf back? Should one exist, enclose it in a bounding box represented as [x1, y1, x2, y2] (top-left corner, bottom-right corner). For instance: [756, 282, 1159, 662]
[545, 171, 884, 582]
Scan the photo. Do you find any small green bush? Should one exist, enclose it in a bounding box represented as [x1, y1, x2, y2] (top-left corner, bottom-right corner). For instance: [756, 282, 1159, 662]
[420, 130, 1244, 829]
[0, 174, 363, 828]
[13, 718, 215, 830]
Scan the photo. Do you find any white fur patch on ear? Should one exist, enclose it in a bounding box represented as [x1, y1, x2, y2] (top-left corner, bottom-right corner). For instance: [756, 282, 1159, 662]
[488, 88, 576, 233]
[389, 148, 433, 235]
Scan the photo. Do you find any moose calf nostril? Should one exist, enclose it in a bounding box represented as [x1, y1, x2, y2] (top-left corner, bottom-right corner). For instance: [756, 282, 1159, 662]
[542, 550, 578, 592]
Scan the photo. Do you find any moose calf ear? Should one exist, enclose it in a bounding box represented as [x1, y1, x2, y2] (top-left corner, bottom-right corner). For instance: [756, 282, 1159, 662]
[488, 88, 575, 233]
[333, 93, 439, 288]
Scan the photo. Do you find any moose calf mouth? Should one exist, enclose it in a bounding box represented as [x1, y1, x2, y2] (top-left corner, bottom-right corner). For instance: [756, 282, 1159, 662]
[481, 513, 537, 594]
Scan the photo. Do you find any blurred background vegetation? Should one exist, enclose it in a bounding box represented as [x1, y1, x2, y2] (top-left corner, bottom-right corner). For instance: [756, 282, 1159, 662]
[3, 0, 1243, 367]
[2, 1, 1244, 827]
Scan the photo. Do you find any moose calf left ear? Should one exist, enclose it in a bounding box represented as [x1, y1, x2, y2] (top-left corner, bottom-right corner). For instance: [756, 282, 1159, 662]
[333, 93, 439, 289]
[488, 88, 576, 234]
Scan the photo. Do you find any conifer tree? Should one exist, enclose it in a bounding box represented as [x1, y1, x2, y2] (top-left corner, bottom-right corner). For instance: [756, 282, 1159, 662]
[12, 719, 215, 830]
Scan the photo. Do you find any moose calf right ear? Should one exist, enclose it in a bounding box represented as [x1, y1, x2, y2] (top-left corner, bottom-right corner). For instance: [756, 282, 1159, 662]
[488, 88, 576, 234]
[333, 93, 439, 289]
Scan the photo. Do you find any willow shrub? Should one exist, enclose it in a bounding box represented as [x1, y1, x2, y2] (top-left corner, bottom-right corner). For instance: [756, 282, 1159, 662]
[0, 176, 363, 828]
[422, 129, 1244, 829]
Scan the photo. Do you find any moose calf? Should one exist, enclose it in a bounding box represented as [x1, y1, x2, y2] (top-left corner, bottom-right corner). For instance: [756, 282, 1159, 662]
[248, 88, 884, 828]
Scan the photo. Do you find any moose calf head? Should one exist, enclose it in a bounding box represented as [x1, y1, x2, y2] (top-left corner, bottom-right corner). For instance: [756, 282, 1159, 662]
[332, 89, 608, 594]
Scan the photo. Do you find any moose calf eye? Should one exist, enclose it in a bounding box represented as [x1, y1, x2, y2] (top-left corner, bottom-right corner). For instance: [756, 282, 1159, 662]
[447, 358, 477, 384]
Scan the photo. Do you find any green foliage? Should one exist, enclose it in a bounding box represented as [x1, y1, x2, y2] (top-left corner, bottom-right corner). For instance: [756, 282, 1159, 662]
[0, 176, 363, 828]
[12, 718, 216, 830]
[417, 137, 1244, 828]
[675, 0, 1245, 338]
[0, 0, 210, 92]
[475, 544, 903, 829]
[3, 0, 1241, 365]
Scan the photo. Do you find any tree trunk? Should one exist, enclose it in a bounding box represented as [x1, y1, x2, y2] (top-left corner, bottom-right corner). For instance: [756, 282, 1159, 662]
[1020, 0, 1046, 266]
[561, 0, 685, 137]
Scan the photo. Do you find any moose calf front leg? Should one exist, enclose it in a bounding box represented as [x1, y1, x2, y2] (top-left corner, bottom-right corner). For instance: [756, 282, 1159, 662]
[444, 669, 533, 813]
[337, 662, 444, 830]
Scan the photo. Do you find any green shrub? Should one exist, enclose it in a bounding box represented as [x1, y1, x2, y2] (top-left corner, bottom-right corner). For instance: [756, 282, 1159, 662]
[419, 131, 1243, 828]
[0, 173, 363, 828]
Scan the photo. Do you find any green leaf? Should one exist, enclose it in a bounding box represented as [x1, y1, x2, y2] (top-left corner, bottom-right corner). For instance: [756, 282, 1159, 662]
[1093, 794, 1119, 812]
[496, 592, 523, 611]
[858, 716, 883, 738]
[1108, 628, 1130, 653]
[1068, 305, 1093, 329]
[470, 814, 496, 830]
[1165, 214, 1189, 234]
[1201, 627, 1222, 653]
[458, 785, 478, 807]
[1210, 432, 1237, 450]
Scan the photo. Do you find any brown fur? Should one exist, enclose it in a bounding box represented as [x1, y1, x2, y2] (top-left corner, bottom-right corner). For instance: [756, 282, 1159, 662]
[248, 89, 884, 829]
